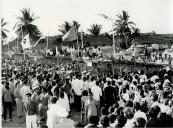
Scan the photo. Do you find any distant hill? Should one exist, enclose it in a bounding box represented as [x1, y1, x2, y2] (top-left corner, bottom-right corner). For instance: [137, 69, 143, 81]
[2, 33, 173, 53]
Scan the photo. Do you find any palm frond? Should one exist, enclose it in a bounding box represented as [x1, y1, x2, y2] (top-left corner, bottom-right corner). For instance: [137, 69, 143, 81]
[2, 28, 9, 32]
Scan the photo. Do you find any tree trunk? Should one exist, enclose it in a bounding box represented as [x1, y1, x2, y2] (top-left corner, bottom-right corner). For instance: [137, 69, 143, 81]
[125, 36, 129, 49]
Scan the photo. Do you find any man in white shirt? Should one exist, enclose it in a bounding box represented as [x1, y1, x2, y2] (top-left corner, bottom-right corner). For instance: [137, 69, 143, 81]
[89, 76, 96, 89]
[150, 71, 159, 83]
[20, 79, 32, 104]
[32, 76, 40, 90]
[71, 74, 83, 112]
[91, 81, 102, 116]
[56, 91, 70, 112]
[123, 107, 135, 128]
[139, 70, 147, 82]
[134, 102, 147, 122]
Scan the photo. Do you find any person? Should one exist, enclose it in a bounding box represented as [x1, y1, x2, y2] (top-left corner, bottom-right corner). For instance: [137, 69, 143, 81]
[2, 81, 14, 121]
[109, 114, 117, 127]
[71, 74, 83, 111]
[89, 76, 96, 89]
[14, 81, 23, 118]
[91, 81, 102, 116]
[62, 78, 71, 100]
[56, 89, 70, 113]
[38, 88, 50, 119]
[133, 117, 146, 128]
[24, 93, 38, 128]
[47, 96, 68, 128]
[104, 81, 116, 107]
[146, 105, 161, 128]
[121, 88, 130, 102]
[151, 93, 160, 108]
[20, 79, 32, 105]
[99, 115, 110, 128]
[150, 71, 159, 83]
[47, 96, 58, 128]
[85, 91, 98, 124]
[84, 116, 99, 128]
[133, 102, 147, 122]
[115, 115, 127, 128]
[31, 85, 40, 103]
[123, 107, 135, 128]
[81, 90, 89, 125]
[38, 117, 48, 128]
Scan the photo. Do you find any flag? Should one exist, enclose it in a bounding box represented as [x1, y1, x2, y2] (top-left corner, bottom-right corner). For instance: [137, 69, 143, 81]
[3, 36, 16, 45]
[62, 26, 77, 42]
[21, 34, 31, 50]
[2, 38, 9, 45]
[98, 14, 115, 21]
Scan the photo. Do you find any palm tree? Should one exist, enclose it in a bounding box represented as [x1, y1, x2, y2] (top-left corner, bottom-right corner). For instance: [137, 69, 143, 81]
[131, 28, 140, 38]
[88, 24, 102, 37]
[58, 21, 80, 35]
[58, 21, 71, 35]
[113, 11, 136, 49]
[1, 18, 9, 43]
[72, 21, 80, 30]
[14, 8, 41, 42]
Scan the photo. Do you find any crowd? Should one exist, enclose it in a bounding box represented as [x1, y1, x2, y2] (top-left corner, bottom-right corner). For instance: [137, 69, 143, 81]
[54, 46, 103, 59]
[130, 46, 172, 64]
[1, 58, 173, 128]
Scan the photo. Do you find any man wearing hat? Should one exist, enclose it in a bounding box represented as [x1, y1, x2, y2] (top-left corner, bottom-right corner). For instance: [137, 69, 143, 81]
[24, 93, 38, 128]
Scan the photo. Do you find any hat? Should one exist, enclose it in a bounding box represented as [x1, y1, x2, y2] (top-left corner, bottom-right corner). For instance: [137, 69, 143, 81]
[26, 93, 32, 97]
[123, 107, 134, 115]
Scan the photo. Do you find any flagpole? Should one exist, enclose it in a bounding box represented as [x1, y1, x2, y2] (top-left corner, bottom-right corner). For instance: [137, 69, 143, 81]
[8, 42, 9, 55]
[81, 32, 84, 49]
[112, 22, 116, 58]
[76, 27, 79, 58]
[17, 38, 18, 53]
[77, 35, 79, 58]
[46, 32, 49, 57]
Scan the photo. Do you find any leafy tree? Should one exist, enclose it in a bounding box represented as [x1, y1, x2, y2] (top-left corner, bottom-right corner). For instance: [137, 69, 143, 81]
[1, 18, 9, 43]
[14, 8, 41, 42]
[88, 24, 102, 37]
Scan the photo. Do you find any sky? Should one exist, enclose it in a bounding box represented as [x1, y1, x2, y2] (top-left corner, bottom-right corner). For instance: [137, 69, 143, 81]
[1, 0, 173, 37]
